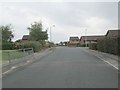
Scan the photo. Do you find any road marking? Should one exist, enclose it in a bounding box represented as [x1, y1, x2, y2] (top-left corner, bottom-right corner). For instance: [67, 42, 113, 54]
[103, 60, 118, 70]
[2, 61, 32, 77]
[1, 49, 56, 77]
[97, 56, 118, 70]
[11, 66, 16, 69]
[27, 61, 30, 63]
[81, 49, 118, 70]
[2, 66, 17, 76]
[3, 69, 12, 75]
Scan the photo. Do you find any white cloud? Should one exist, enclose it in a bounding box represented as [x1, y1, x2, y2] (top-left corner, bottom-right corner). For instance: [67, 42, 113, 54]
[84, 17, 118, 35]
[85, 17, 108, 28]
[0, 0, 119, 2]
[0, 2, 118, 43]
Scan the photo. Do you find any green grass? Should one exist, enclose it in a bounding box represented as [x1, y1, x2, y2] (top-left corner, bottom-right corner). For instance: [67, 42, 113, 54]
[1, 50, 25, 62]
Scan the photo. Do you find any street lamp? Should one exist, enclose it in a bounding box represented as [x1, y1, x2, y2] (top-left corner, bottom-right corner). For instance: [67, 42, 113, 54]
[50, 25, 55, 42]
[85, 28, 87, 47]
[49, 25, 55, 48]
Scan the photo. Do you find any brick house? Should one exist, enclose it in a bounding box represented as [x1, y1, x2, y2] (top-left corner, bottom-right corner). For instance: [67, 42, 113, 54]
[105, 30, 120, 38]
[68, 37, 79, 47]
[22, 35, 29, 42]
[80, 35, 104, 46]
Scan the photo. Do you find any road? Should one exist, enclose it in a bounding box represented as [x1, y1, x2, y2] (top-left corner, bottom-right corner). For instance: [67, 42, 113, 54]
[2, 47, 118, 88]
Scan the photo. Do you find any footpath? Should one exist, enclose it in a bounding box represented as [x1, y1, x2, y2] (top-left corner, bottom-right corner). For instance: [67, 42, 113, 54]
[80, 47, 118, 70]
[1, 47, 55, 78]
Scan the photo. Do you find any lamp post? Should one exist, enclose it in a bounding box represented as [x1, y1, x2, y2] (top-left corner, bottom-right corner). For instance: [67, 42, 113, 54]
[50, 25, 55, 42]
[49, 25, 55, 48]
[85, 28, 87, 47]
[50, 26, 52, 42]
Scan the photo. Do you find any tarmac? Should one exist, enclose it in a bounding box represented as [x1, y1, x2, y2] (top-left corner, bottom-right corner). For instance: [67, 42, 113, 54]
[80, 47, 118, 70]
[1, 47, 54, 78]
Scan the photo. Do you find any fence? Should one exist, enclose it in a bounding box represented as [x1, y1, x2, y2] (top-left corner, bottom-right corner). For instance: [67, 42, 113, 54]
[2, 48, 35, 72]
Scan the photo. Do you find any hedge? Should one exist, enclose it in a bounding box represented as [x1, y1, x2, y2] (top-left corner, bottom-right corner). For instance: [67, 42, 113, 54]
[97, 37, 118, 55]
[18, 41, 42, 52]
[2, 42, 14, 50]
[89, 37, 119, 55]
[118, 37, 120, 56]
[79, 44, 88, 47]
[89, 43, 97, 50]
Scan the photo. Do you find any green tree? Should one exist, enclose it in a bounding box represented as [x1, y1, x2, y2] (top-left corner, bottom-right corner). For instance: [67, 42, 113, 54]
[15, 39, 22, 43]
[0, 25, 14, 50]
[28, 21, 48, 41]
[0, 25, 14, 42]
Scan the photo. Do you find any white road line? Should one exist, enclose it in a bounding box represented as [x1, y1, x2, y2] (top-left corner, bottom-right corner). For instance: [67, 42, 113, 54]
[11, 66, 16, 69]
[103, 60, 118, 70]
[82, 49, 118, 70]
[27, 61, 30, 63]
[3, 69, 12, 75]
[97, 56, 118, 70]
[2, 61, 30, 77]
[2, 66, 17, 76]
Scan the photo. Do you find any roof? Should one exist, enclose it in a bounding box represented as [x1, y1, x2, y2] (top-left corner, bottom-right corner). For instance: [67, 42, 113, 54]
[69, 37, 79, 40]
[106, 30, 120, 37]
[22, 35, 29, 40]
[80, 35, 105, 41]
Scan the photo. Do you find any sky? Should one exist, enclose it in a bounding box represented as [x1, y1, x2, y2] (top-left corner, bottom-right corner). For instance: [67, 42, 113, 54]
[0, 1, 118, 43]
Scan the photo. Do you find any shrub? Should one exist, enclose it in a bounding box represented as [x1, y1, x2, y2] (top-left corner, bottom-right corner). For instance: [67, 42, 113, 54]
[0, 41, 2, 50]
[49, 42, 55, 47]
[97, 38, 106, 52]
[19, 41, 42, 52]
[97, 37, 118, 55]
[39, 40, 46, 47]
[118, 37, 120, 56]
[79, 44, 86, 47]
[2, 42, 14, 50]
[89, 43, 97, 50]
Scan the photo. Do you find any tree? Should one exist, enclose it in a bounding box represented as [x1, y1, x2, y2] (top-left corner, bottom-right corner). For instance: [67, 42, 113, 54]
[0, 25, 14, 42]
[64, 41, 68, 46]
[60, 42, 62, 45]
[0, 25, 14, 50]
[15, 39, 22, 43]
[27, 21, 48, 41]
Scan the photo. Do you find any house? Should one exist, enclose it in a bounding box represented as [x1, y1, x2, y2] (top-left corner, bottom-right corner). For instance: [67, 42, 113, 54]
[80, 35, 104, 46]
[68, 37, 79, 47]
[22, 35, 29, 42]
[105, 30, 120, 38]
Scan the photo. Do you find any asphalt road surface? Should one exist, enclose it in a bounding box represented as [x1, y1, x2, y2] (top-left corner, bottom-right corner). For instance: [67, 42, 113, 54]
[2, 47, 118, 88]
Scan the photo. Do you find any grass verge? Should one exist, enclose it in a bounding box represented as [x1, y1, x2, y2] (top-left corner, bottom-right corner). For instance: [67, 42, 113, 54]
[1, 50, 24, 62]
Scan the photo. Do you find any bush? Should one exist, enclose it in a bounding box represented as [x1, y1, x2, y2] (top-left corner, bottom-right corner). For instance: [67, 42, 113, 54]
[19, 41, 42, 52]
[49, 42, 55, 47]
[97, 37, 119, 55]
[89, 43, 97, 50]
[79, 44, 86, 47]
[39, 40, 46, 47]
[97, 38, 106, 52]
[118, 37, 120, 56]
[0, 41, 2, 50]
[79, 44, 89, 47]
[2, 42, 14, 50]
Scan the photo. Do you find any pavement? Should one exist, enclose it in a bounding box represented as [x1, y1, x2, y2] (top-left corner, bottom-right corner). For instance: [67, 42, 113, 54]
[2, 47, 118, 88]
[80, 47, 118, 70]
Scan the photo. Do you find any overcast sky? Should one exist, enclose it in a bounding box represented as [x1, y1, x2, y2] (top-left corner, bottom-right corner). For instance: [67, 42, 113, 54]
[0, 1, 118, 43]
